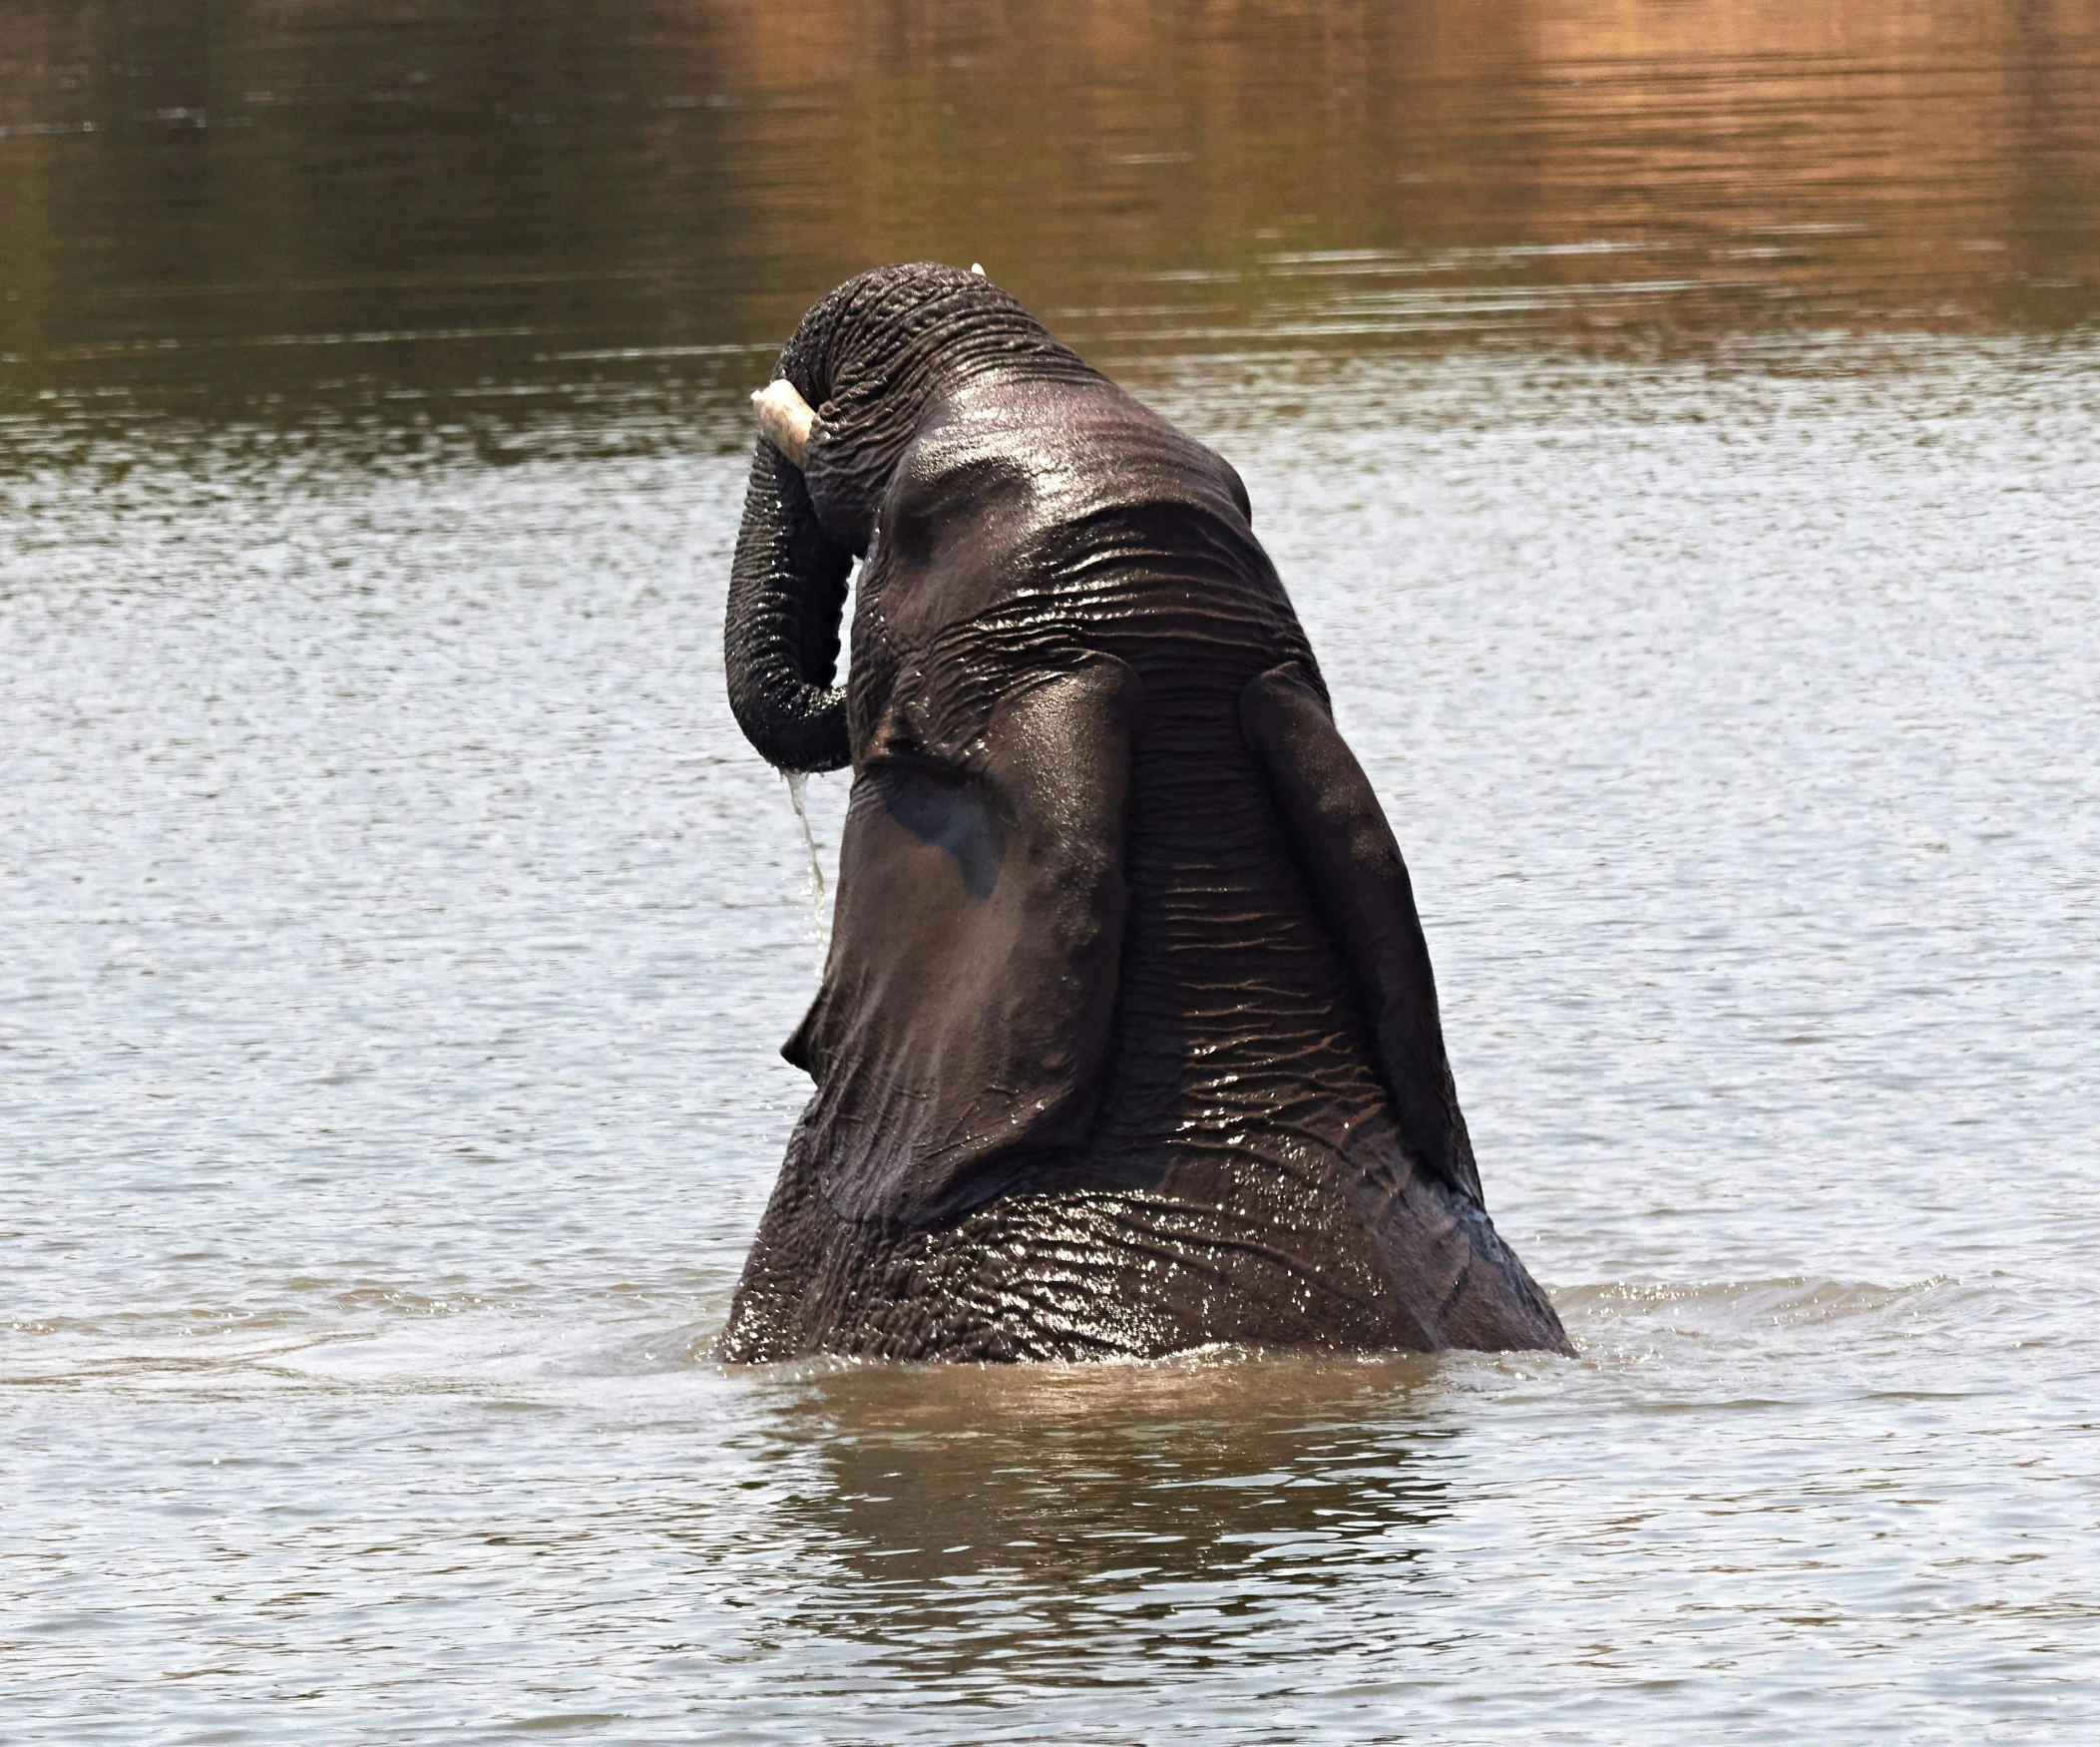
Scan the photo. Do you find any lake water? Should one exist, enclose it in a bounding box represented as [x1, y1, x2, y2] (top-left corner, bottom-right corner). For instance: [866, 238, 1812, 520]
[5, 3, 2099, 1741]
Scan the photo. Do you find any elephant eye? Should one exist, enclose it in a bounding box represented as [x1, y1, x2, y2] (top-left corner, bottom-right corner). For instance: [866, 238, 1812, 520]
[886, 507, 936, 563]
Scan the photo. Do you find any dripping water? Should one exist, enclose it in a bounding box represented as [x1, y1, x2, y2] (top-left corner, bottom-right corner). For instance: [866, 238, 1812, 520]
[783, 770, 829, 974]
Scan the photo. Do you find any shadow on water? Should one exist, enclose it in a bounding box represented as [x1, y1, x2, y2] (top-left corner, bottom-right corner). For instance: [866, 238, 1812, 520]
[730, 1352, 1457, 1682]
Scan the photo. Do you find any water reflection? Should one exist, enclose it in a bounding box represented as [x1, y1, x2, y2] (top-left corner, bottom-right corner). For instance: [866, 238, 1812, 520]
[758, 1354, 1452, 1678]
[4, 0, 2097, 447]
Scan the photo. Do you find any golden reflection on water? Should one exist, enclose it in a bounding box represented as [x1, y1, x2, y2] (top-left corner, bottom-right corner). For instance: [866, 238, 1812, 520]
[3, 0, 2097, 434]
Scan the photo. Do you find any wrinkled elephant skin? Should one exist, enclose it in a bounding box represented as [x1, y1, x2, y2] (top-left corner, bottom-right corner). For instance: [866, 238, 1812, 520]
[718, 263, 1569, 1362]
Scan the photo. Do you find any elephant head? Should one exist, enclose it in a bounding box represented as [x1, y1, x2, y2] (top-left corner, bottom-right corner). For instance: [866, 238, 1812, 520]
[723, 262, 1083, 773]
[716, 265, 1570, 1364]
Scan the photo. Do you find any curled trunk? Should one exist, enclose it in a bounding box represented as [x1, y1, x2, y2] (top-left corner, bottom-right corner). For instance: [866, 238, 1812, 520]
[724, 433, 853, 774]
[723, 264, 1093, 773]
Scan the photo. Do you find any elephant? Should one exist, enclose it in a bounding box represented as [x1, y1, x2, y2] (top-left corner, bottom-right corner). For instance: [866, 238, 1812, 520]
[717, 261, 1569, 1363]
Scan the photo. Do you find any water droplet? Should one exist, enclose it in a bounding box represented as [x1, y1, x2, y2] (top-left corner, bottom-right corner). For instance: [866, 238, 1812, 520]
[784, 770, 828, 975]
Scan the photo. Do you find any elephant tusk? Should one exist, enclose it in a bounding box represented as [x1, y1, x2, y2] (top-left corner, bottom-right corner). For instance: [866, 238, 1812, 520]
[751, 378, 820, 468]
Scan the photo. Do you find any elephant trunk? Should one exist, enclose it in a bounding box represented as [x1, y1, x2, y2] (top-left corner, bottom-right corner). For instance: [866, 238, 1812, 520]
[723, 262, 1089, 774]
[723, 408, 853, 774]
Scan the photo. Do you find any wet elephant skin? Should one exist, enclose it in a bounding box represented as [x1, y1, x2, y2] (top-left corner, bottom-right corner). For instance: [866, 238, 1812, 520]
[718, 262, 1569, 1362]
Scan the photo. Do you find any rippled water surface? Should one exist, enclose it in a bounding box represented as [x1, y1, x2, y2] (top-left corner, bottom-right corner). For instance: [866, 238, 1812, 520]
[6, 4, 2100, 1742]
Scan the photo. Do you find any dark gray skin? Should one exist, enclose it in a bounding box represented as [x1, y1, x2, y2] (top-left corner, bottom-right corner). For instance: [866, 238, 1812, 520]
[719, 262, 1569, 1363]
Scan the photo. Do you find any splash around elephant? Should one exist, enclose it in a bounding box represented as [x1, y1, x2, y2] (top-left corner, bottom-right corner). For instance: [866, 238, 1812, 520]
[716, 262, 1569, 1363]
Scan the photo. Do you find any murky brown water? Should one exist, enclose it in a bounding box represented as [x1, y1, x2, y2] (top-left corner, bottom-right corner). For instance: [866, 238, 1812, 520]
[6, 4, 2100, 1742]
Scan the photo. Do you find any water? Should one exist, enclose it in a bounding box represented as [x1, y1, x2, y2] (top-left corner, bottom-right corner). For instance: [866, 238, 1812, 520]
[6, 3, 2100, 1741]
[782, 770, 828, 972]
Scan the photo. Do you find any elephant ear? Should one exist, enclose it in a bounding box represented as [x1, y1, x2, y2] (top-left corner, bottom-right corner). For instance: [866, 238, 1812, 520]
[784, 655, 1144, 1225]
[1240, 662, 1486, 1207]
